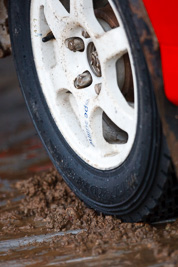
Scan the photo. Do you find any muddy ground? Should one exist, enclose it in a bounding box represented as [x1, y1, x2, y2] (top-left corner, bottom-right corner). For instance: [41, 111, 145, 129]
[0, 56, 178, 266]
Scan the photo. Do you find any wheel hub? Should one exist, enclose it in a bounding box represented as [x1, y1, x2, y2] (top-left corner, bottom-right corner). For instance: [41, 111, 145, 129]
[88, 43, 102, 77]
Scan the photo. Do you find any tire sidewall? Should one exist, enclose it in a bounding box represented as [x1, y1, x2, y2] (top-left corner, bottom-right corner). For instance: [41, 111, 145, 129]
[9, 0, 161, 216]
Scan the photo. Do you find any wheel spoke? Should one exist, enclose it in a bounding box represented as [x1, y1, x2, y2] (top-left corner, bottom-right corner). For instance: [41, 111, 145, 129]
[44, 0, 70, 41]
[70, 0, 93, 13]
[71, 96, 100, 146]
[77, 98, 100, 147]
[37, 0, 46, 6]
[95, 27, 128, 64]
[48, 64, 71, 93]
[98, 72, 135, 135]
[70, 0, 104, 37]
[69, 94, 117, 156]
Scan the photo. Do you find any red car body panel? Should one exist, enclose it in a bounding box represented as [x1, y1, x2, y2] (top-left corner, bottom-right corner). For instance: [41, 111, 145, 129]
[143, 0, 178, 106]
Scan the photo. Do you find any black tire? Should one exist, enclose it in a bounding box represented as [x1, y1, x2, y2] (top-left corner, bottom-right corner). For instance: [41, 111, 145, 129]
[9, 0, 178, 222]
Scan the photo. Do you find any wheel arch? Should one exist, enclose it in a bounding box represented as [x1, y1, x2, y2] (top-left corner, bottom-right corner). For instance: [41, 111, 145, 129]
[126, 0, 178, 177]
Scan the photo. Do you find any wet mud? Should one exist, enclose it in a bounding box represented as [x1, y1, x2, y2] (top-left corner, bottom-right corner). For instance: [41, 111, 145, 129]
[0, 57, 178, 266]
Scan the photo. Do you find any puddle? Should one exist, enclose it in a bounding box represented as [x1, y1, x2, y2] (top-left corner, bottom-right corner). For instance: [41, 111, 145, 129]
[0, 229, 85, 253]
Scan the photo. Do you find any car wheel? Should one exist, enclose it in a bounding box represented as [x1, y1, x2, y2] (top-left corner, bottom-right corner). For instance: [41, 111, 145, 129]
[9, 0, 177, 222]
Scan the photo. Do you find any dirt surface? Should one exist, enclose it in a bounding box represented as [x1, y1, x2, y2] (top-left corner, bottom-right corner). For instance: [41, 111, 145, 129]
[1, 169, 178, 266]
[0, 56, 178, 266]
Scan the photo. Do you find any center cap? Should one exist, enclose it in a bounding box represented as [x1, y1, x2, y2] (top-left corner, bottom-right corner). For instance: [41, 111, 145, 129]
[87, 43, 102, 77]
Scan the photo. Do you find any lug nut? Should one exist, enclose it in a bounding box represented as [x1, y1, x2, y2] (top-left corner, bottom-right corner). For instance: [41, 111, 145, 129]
[82, 30, 90, 39]
[65, 37, 84, 52]
[94, 83, 102, 95]
[42, 31, 55, 42]
[74, 71, 92, 89]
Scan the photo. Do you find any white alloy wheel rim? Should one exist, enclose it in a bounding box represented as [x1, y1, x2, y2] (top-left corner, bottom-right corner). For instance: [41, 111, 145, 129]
[30, 0, 138, 170]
